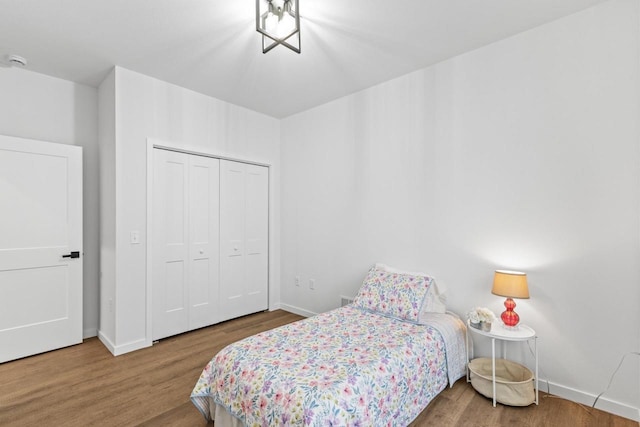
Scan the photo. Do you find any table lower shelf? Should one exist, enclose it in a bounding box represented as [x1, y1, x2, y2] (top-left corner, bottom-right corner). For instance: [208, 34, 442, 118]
[468, 358, 536, 407]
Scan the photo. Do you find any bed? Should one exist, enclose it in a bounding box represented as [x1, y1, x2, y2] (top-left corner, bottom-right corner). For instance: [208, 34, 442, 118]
[191, 265, 467, 426]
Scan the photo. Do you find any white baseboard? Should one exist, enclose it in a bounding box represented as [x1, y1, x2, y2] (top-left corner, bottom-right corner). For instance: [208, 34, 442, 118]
[544, 380, 639, 422]
[97, 330, 116, 354]
[278, 303, 317, 318]
[97, 330, 151, 356]
[83, 328, 98, 339]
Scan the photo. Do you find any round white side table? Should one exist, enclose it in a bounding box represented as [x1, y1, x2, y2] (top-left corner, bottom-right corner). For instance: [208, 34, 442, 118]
[466, 320, 538, 407]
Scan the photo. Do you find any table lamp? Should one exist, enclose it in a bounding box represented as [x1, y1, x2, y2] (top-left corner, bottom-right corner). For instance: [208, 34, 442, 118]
[491, 270, 529, 328]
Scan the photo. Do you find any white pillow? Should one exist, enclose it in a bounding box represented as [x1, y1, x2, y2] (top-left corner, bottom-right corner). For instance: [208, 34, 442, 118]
[375, 263, 447, 314]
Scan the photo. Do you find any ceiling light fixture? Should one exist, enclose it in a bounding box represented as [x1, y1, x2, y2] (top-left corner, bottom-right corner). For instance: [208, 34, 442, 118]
[256, 0, 300, 54]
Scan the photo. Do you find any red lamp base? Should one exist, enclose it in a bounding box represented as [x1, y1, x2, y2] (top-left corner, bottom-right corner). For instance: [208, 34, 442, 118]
[500, 297, 520, 328]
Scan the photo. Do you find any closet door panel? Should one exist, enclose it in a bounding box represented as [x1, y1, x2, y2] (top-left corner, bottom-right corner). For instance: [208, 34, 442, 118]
[244, 164, 269, 313]
[220, 162, 245, 258]
[220, 160, 268, 320]
[188, 156, 220, 331]
[152, 149, 189, 340]
[190, 259, 209, 308]
[219, 161, 247, 320]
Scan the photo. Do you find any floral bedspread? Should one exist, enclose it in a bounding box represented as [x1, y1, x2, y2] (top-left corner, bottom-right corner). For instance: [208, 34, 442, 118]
[191, 306, 466, 426]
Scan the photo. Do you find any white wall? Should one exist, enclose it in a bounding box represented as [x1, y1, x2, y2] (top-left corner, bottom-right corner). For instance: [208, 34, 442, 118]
[0, 67, 100, 338]
[281, 0, 639, 420]
[98, 67, 281, 354]
[98, 69, 116, 342]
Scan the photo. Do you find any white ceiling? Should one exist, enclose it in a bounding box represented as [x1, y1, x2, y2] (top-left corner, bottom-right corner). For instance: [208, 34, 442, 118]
[0, 0, 608, 118]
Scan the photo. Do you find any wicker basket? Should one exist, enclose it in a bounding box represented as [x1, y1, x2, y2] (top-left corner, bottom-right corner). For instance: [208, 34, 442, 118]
[468, 358, 535, 406]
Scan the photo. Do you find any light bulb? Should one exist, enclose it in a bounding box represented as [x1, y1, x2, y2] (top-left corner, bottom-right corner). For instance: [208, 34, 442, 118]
[277, 13, 295, 38]
[265, 12, 278, 33]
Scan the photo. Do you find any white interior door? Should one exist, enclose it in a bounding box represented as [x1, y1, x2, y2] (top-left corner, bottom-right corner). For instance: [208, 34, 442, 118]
[0, 135, 82, 363]
[220, 160, 268, 320]
[152, 148, 220, 340]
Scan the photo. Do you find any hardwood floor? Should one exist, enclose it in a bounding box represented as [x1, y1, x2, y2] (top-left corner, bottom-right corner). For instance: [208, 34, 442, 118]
[0, 310, 636, 427]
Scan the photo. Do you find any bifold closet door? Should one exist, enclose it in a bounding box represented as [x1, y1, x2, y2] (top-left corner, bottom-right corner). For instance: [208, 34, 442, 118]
[220, 160, 269, 321]
[152, 149, 220, 341]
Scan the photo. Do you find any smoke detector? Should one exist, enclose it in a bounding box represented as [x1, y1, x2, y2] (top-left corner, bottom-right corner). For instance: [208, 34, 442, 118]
[7, 54, 27, 67]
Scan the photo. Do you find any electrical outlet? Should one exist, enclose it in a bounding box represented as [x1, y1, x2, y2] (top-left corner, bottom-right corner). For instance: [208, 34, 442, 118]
[309, 279, 315, 290]
[340, 296, 354, 307]
[295, 276, 300, 287]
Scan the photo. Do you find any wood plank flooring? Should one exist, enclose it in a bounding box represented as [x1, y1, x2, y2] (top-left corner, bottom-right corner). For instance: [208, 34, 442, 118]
[0, 310, 636, 426]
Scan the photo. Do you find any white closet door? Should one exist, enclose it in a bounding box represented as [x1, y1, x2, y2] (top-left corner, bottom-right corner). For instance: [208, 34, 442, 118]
[220, 160, 268, 321]
[244, 164, 269, 311]
[153, 149, 220, 340]
[152, 149, 189, 340]
[187, 155, 220, 331]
